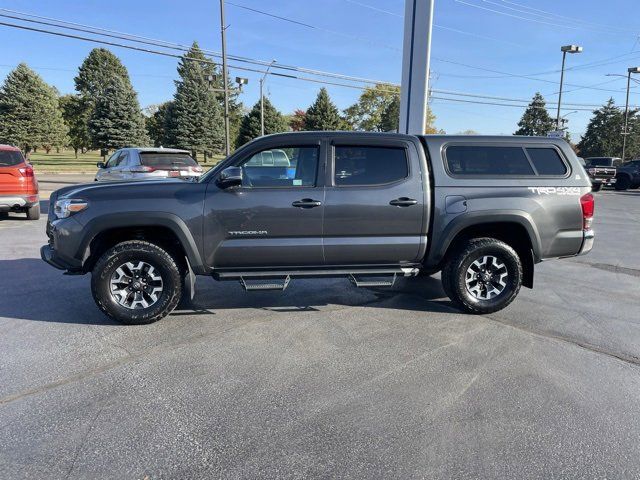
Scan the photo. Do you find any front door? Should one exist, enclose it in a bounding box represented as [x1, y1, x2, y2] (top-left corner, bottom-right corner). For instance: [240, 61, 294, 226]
[204, 141, 325, 268]
[322, 139, 425, 265]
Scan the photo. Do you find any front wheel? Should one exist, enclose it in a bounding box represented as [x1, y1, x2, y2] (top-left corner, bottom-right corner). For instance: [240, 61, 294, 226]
[591, 183, 602, 192]
[441, 238, 522, 314]
[91, 240, 183, 324]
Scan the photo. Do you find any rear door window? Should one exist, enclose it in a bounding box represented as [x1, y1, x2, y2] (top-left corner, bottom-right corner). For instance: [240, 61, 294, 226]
[139, 152, 198, 170]
[334, 146, 408, 186]
[0, 150, 24, 167]
[445, 146, 534, 176]
[526, 148, 567, 176]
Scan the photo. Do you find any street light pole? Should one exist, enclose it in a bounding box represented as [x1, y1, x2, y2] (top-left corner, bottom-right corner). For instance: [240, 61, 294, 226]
[622, 67, 640, 161]
[556, 45, 583, 131]
[260, 59, 276, 137]
[219, 0, 231, 156]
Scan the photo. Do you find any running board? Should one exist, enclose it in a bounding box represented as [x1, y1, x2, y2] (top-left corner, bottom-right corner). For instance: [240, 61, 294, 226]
[240, 276, 290, 291]
[215, 267, 420, 281]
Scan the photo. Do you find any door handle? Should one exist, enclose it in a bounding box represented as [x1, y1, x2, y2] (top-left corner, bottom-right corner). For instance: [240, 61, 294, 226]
[292, 198, 322, 208]
[389, 197, 418, 207]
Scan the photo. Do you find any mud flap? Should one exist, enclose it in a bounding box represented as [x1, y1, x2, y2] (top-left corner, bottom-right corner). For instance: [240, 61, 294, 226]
[184, 256, 196, 300]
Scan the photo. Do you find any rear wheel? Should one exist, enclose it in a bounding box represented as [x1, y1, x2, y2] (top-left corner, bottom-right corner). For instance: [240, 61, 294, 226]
[26, 203, 40, 220]
[615, 174, 631, 191]
[91, 240, 183, 324]
[441, 238, 522, 314]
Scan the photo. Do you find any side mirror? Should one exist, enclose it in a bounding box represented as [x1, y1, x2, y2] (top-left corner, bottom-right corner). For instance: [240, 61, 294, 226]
[217, 166, 243, 188]
[96, 162, 106, 169]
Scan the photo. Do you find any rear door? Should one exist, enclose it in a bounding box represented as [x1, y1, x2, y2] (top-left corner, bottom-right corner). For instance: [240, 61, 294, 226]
[322, 137, 426, 265]
[203, 139, 326, 268]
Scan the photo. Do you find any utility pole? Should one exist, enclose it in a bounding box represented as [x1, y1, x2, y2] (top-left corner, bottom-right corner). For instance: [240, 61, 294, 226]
[260, 60, 277, 137]
[399, 0, 435, 135]
[622, 67, 640, 161]
[219, 0, 231, 156]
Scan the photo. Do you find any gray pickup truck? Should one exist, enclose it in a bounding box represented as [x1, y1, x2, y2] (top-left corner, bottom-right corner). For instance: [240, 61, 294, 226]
[41, 132, 595, 324]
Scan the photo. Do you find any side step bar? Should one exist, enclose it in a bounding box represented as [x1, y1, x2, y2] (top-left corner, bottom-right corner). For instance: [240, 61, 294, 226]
[349, 273, 396, 288]
[240, 276, 290, 292]
[215, 267, 419, 280]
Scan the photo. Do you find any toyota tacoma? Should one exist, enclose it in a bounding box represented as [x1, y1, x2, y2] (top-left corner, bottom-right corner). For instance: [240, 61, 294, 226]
[41, 133, 595, 324]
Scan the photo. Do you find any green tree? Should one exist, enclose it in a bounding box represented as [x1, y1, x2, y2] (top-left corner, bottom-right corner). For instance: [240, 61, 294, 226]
[88, 76, 148, 150]
[304, 88, 343, 131]
[59, 94, 91, 157]
[345, 83, 399, 131]
[0, 63, 67, 153]
[577, 98, 639, 158]
[379, 94, 440, 133]
[75, 48, 130, 98]
[236, 97, 288, 146]
[514, 92, 555, 136]
[145, 102, 173, 147]
[167, 42, 224, 158]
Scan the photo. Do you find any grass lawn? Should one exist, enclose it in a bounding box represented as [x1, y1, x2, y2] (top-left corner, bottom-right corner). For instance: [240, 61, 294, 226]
[28, 150, 225, 174]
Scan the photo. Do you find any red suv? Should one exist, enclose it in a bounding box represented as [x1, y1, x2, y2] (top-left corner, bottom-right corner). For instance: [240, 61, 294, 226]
[0, 145, 40, 220]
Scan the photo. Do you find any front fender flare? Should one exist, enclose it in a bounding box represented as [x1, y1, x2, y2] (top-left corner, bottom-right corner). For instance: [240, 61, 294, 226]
[78, 212, 205, 273]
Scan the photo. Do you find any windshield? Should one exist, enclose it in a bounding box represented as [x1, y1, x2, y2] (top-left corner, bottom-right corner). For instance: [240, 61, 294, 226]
[0, 150, 24, 167]
[587, 158, 613, 167]
[139, 152, 198, 169]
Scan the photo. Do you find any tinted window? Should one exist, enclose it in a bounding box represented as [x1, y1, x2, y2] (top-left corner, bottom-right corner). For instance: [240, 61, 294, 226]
[0, 150, 24, 167]
[526, 148, 567, 175]
[446, 146, 534, 176]
[106, 152, 122, 168]
[140, 152, 198, 169]
[334, 146, 408, 186]
[586, 158, 614, 167]
[240, 147, 318, 187]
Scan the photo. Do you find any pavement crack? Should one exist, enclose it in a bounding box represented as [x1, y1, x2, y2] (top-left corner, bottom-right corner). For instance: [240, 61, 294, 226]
[572, 260, 640, 278]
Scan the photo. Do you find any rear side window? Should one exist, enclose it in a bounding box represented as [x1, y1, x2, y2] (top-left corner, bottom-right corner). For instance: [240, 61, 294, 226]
[446, 146, 534, 176]
[526, 148, 567, 175]
[0, 150, 24, 167]
[334, 146, 408, 186]
[140, 153, 198, 168]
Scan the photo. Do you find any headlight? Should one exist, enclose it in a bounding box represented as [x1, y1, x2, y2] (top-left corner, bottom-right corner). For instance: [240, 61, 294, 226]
[54, 198, 88, 219]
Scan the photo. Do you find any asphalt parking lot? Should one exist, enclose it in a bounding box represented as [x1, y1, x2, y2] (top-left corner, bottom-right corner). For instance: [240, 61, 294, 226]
[1, 184, 639, 479]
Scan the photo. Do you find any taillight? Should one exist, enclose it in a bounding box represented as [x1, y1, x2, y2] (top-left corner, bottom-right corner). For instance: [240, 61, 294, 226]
[130, 165, 155, 173]
[580, 193, 594, 229]
[19, 166, 34, 177]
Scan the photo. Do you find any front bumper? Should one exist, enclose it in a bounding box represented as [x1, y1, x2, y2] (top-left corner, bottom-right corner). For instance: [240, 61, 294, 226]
[578, 229, 594, 256]
[40, 244, 68, 270]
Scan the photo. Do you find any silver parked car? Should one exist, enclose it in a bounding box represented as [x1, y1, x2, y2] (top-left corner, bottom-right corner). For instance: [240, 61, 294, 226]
[95, 148, 203, 182]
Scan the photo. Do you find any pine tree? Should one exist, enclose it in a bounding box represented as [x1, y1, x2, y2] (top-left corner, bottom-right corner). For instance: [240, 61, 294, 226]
[167, 42, 224, 158]
[88, 76, 148, 150]
[145, 102, 173, 147]
[577, 98, 637, 158]
[304, 88, 342, 131]
[75, 48, 130, 98]
[514, 92, 555, 136]
[236, 97, 288, 146]
[380, 95, 440, 133]
[0, 63, 68, 153]
[59, 94, 91, 157]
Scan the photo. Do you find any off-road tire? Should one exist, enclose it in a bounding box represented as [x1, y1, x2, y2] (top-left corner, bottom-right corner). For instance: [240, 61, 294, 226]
[615, 175, 631, 191]
[91, 240, 183, 325]
[26, 203, 40, 220]
[441, 238, 522, 315]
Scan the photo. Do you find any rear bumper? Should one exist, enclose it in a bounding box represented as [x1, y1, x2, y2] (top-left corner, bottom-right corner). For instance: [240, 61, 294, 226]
[0, 194, 39, 211]
[577, 229, 594, 256]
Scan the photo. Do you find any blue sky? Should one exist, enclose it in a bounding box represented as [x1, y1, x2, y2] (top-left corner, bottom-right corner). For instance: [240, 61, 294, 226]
[0, 0, 638, 139]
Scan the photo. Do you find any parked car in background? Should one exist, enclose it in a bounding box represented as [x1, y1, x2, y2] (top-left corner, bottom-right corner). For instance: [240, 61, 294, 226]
[0, 144, 39, 220]
[584, 157, 620, 191]
[95, 148, 203, 182]
[614, 159, 640, 191]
